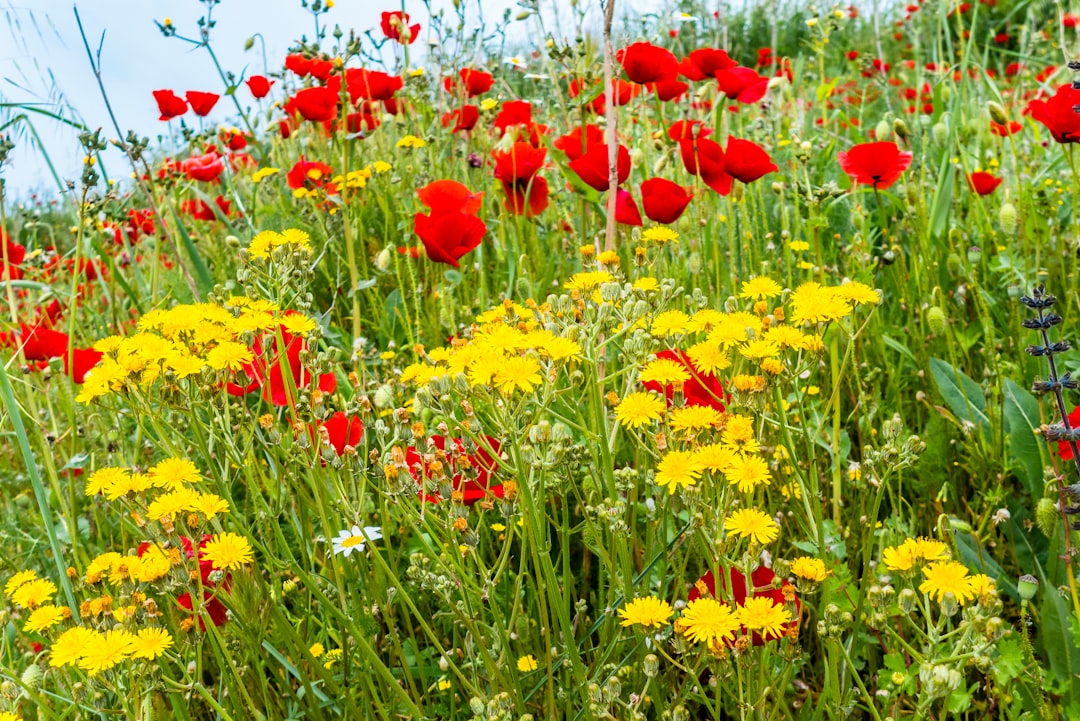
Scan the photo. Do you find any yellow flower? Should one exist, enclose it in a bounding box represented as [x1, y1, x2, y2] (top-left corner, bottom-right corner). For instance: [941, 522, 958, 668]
[789, 240, 810, 252]
[968, 574, 997, 601]
[280, 314, 317, 335]
[517, 654, 539, 672]
[396, 135, 427, 148]
[370, 160, 392, 173]
[49, 626, 98, 668]
[201, 532, 254, 571]
[323, 648, 343, 669]
[651, 310, 690, 337]
[833, 281, 881, 306]
[739, 276, 783, 300]
[597, 250, 620, 266]
[564, 271, 614, 291]
[789, 282, 852, 325]
[252, 167, 280, 183]
[725, 453, 772, 493]
[882, 543, 917, 571]
[149, 458, 201, 489]
[737, 596, 792, 640]
[11, 579, 57, 609]
[480, 98, 499, 111]
[85, 467, 130, 496]
[739, 339, 780, 361]
[78, 629, 136, 675]
[919, 561, 976, 604]
[639, 358, 690, 386]
[146, 488, 200, 521]
[641, 227, 679, 244]
[633, 277, 659, 291]
[678, 598, 739, 647]
[192, 493, 230, 519]
[669, 405, 723, 433]
[248, 230, 281, 259]
[309, 642, 325, 658]
[618, 596, 674, 628]
[790, 557, 827, 582]
[726, 508, 778, 544]
[5, 570, 38, 597]
[694, 443, 736, 473]
[205, 341, 253, 371]
[24, 604, 66, 633]
[131, 627, 173, 660]
[655, 450, 704, 495]
[614, 392, 666, 429]
[686, 341, 730, 375]
[494, 356, 542, 394]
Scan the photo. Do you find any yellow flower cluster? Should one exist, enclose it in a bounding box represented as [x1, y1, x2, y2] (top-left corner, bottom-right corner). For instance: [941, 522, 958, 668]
[248, 228, 313, 259]
[51, 626, 173, 675]
[673, 593, 794, 650]
[84, 546, 174, 586]
[881, 537, 997, 606]
[84, 458, 230, 526]
[76, 295, 317, 404]
[398, 299, 581, 395]
[644, 414, 772, 496]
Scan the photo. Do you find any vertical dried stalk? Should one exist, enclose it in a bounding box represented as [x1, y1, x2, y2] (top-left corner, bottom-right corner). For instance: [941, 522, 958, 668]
[602, 0, 617, 253]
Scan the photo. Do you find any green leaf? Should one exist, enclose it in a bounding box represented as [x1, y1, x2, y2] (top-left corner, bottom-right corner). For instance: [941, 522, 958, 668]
[928, 152, 955, 241]
[1003, 378, 1046, 497]
[929, 357, 989, 435]
[993, 637, 1026, 685]
[945, 682, 974, 713]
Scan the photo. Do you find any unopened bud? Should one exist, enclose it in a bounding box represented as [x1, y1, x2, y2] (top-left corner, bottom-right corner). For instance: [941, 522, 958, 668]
[999, 202, 1017, 235]
[927, 306, 947, 335]
[893, 118, 910, 140]
[987, 101, 1008, 125]
[875, 119, 891, 141]
[1035, 497, 1059, 537]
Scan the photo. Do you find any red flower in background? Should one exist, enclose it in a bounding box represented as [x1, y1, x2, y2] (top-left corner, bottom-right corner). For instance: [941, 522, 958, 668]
[681, 48, 737, 80]
[837, 141, 912, 189]
[643, 350, 728, 411]
[1026, 84, 1080, 143]
[406, 435, 502, 504]
[715, 66, 769, 104]
[414, 210, 487, 267]
[588, 79, 641, 114]
[990, 120, 1022, 136]
[554, 125, 604, 162]
[171, 536, 230, 630]
[64, 348, 103, 384]
[2, 231, 25, 280]
[442, 105, 479, 133]
[287, 86, 339, 123]
[346, 69, 403, 103]
[679, 137, 732, 196]
[418, 180, 484, 216]
[493, 142, 549, 216]
[640, 178, 693, 223]
[615, 189, 643, 226]
[967, 171, 1002, 195]
[1059, 407, 1080, 460]
[381, 11, 420, 44]
[667, 120, 712, 143]
[616, 41, 679, 84]
[182, 196, 232, 221]
[226, 323, 336, 407]
[445, 68, 494, 97]
[285, 54, 314, 77]
[650, 79, 689, 102]
[689, 565, 800, 645]
[153, 89, 187, 120]
[185, 91, 220, 116]
[568, 143, 630, 192]
[7, 323, 69, 361]
[287, 157, 334, 190]
[181, 151, 225, 183]
[723, 138, 778, 187]
[246, 75, 274, 98]
[316, 412, 364, 455]
[493, 100, 534, 133]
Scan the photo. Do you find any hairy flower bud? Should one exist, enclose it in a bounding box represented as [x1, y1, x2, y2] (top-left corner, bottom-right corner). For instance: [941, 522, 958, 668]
[999, 202, 1017, 235]
[927, 306, 947, 335]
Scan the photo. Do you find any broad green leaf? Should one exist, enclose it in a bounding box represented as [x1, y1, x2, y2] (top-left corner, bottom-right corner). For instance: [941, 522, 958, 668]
[928, 152, 955, 241]
[1003, 378, 1046, 497]
[929, 357, 989, 434]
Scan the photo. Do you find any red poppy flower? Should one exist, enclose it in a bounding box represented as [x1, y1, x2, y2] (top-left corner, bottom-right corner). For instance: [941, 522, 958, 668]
[667, 120, 712, 143]
[493, 142, 547, 184]
[968, 171, 1002, 195]
[553, 125, 604, 162]
[445, 68, 494, 97]
[493, 100, 534, 133]
[442, 105, 479, 133]
[406, 435, 502, 504]
[723, 138, 778, 187]
[181, 151, 225, 183]
[568, 143, 631, 192]
[12, 323, 69, 361]
[643, 350, 728, 411]
[346, 69, 403, 103]
[651, 79, 689, 101]
[2, 232, 26, 280]
[181, 196, 231, 221]
[318, 412, 364, 455]
[615, 189, 643, 226]
[245, 75, 274, 98]
[64, 347, 103, 384]
[153, 89, 187, 120]
[837, 141, 913, 189]
[715, 66, 769, 104]
[587, 79, 641, 114]
[381, 11, 420, 44]
[287, 157, 334, 190]
[287, 86, 339, 123]
[1059, 407, 1080, 460]
[682, 48, 738, 80]
[414, 211, 486, 267]
[177, 590, 229, 630]
[640, 178, 693, 223]
[616, 41, 679, 84]
[990, 120, 1022, 136]
[679, 137, 732, 196]
[501, 176, 549, 217]
[688, 565, 799, 645]
[227, 325, 335, 407]
[285, 54, 314, 77]
[1026, 84, 1080, 143]
[347, 111, 380, 134]
[417, 180, 484, 216]
[185, 91, 220, 116]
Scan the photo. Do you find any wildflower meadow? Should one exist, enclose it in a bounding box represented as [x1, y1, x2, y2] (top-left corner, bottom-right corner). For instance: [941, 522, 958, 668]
[2, 0, 1080, 717]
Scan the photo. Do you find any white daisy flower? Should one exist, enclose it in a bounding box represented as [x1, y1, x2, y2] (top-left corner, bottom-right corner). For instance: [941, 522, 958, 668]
[674, 12, 697, 23]
[504, 55, 528, 69]
[331, 525, 382, 557]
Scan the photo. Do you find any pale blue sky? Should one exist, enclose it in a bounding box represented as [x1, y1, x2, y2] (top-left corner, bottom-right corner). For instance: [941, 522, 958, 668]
[0, 0, 670, 197]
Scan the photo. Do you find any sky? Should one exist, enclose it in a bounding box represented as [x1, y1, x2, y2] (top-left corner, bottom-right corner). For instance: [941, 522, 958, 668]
[0, 0, 669, 197]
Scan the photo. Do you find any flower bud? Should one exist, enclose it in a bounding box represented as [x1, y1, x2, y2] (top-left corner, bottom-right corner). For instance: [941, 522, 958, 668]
[1018, 574, 1039, 602]
[932, 121, 948, 145]
[875, 119, 891, 141]
[893, 118, 910, 141]
[643, 653, 659, 677]
[653, 154, 669, 175]
[987, 101, 1008, 125]
[375, 247, 392, 271]
[927, 306, 947, 335]
[897, 588, 917, 614]
[999, 202, 1017, 235]
[21, 663, 42, 690]
[1036, 497, 1059, 537]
